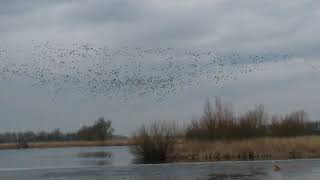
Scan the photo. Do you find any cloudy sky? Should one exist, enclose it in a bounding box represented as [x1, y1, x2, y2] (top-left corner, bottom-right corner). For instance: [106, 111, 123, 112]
[0, 0, 320, 135]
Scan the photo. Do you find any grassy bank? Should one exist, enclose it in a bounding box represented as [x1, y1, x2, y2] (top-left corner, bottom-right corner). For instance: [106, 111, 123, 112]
[0, 139, 134, 150]
[172, 136, 320, 162]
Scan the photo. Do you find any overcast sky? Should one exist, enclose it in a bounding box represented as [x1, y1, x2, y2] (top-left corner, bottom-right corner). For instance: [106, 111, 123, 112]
[0, 0, 320, 135]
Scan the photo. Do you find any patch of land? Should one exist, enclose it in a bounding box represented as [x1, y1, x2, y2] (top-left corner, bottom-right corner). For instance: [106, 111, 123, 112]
[2, 136, 320, 163]
[171, 136, 320, 162]
[0, 139, 134, 150]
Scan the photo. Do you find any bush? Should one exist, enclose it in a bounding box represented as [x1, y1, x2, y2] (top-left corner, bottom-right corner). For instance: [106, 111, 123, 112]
[130, 121, 177, 163]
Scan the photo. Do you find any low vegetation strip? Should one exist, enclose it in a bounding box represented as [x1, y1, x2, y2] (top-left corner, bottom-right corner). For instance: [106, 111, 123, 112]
[0, 117, 114, 144]
[0, 140, 134, 150]
[172, 136, 320, 162]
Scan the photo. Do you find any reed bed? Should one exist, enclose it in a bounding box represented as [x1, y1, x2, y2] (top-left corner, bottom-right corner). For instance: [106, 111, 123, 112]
[173, 136, 320, 161]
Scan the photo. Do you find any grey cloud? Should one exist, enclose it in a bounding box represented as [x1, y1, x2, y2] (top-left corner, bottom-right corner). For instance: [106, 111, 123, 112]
[1, 0, 319, 53]
[61, 0, 144, 23]
[1, 0, 320, 134]
[0, 0, 65, 16]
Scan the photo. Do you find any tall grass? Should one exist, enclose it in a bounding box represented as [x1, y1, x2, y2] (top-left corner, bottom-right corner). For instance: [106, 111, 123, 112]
[130, 121, 177, 162]
[174, 136, 320, 161]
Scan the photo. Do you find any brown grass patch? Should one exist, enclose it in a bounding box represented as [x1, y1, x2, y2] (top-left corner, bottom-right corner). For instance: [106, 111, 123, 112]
[172, 136, 320, 162]
[0, 139, 134, 150]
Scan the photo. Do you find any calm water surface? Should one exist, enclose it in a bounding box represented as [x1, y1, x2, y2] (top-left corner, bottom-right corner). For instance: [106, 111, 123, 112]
[1, 146, 320, 180]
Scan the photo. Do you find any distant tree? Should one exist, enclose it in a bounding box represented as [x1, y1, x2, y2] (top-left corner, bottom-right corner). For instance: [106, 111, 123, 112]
[50, 128, 63, 141]
[94, 117, 114, 140]
[77, 117, 114, 141]
[270, 110, 310, 137]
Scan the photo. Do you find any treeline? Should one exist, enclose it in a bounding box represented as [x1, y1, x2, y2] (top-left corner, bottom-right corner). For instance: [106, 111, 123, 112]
[185, 98, 317, 140]
[131, 97, 320, 162]
[0, 117, 114, 143]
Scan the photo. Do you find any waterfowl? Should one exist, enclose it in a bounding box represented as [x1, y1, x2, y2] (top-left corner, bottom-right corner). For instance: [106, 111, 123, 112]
[273, 164, 280, 171]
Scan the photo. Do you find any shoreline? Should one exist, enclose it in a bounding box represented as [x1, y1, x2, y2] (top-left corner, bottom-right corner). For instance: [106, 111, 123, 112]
[1, 158, 320, 171]
[2, 136, 320, 164]
[0, 139, 134, 150]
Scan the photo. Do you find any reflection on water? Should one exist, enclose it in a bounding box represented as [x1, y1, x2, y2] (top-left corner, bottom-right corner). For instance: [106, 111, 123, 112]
[0, 146, 134, 169]
[1, 146, 320, 180]
[131, 157, 169, 165]
[77, 151, 113, 158]
[77, 151, 114, 166]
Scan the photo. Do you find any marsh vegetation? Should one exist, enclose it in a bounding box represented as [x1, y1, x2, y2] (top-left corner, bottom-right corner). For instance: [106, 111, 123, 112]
[131, 98, 319, 162]
[1, 97, 319, 163]
[130, 121, 178, 163]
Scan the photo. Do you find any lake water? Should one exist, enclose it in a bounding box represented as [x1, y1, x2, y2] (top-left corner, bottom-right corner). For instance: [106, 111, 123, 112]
[1, 146, 320, 180]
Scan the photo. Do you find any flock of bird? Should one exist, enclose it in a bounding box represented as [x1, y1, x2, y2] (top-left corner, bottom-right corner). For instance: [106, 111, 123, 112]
[0, 42, 295, 101]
